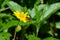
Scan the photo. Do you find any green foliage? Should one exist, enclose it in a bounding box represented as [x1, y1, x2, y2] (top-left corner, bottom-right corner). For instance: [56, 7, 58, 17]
[57, 12, 60, 16]
[40, 3, 60, 22]
[56, 22, 60, 29]
[25, 34, 41, 40]
[0, 32, 11, 40]
[43, 37, 56, 40]
[0, 0, 4, 8]
[7, 1, 22, 12]
[0, 0, 60, 40]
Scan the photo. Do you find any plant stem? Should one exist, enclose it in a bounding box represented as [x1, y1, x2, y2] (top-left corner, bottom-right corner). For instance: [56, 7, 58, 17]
[41, 0, 44, 4]
[0, 7, 9, 12]
[50, 27, 55, 36]
[13, 22, 20, 40]
[13, 30, 16, 40]
[36, 27, 39, 36]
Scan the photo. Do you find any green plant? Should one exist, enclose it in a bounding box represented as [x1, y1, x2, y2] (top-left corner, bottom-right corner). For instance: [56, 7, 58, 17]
[0, 0, 60, 40]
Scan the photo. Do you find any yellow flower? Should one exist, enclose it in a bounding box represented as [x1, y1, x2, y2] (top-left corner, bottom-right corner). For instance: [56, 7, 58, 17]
[13, 11, 30, 23]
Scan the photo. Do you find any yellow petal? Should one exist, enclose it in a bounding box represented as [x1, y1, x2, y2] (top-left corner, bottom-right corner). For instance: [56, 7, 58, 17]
[13, 11, 30, 23]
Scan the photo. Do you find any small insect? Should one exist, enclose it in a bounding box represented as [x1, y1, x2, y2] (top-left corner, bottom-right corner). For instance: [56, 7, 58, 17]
[26, 16, 30, 21]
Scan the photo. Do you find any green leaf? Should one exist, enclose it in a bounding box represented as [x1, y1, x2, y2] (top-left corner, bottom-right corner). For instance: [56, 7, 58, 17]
[40, 3, 60, 22]
[56, 22, 60, 29]
[28, 4, 45, 18]
[0, 32, 11, 40]
[43, 37, 56, 40]
[0, 36, 5, 40]
[0, 20, 18, 31]
[57, 12, 60, 16]
[0, 19, 3, 27]
[43, 4, 49, 13]
[0, 13, 7, 18]
[0, 0, 4, 8]
[35, 4, 46, 18]
[1, 0, 9, 8]
[22, 7, 27, 12]
[28, 8, 36, 18]
[48, 31, 53, 36]
[25, 34, 41, 40]
[35, 0, 41, 5]
[37, 4, 46, 11]
[0, 13, 15, 20]
[7, 1, 22, 12]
